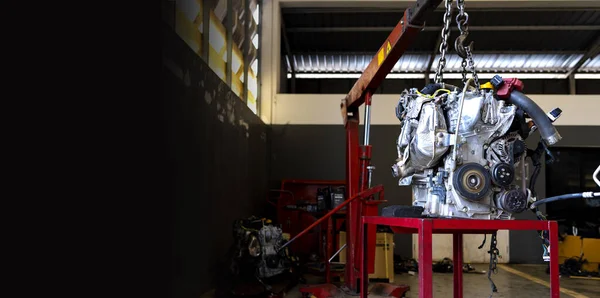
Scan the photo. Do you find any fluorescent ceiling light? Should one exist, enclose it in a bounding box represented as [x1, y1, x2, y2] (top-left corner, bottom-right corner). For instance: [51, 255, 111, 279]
[289, 73, 571, 80]
[574, 73, 600, 79]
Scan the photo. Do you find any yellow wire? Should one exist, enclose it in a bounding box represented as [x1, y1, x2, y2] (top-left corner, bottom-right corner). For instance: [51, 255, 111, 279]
[241, 225, 259, 232]
[415, 90, 433, 99]
[416, 88, 451, 99]
[432, 88, 452, 97]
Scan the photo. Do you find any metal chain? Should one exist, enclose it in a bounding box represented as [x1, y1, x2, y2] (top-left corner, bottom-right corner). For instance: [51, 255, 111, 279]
[465, 47, 480, 89]
[434, 0, 453, 84]
[461, 58, 468, 85]
[455, 0, 480, 90]
[487, 231, 499, 297]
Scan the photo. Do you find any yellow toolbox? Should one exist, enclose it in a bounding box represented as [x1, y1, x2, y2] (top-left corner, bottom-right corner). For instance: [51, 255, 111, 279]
[338, 231, 395, 282]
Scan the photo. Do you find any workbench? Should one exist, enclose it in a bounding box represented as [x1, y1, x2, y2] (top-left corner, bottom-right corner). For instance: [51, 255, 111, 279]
[360, 217, 560, 298]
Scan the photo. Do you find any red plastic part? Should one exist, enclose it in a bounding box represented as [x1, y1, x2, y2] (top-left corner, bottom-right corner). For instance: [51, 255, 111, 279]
[496, 78, 525, 99]
[360, 218, 560, 298]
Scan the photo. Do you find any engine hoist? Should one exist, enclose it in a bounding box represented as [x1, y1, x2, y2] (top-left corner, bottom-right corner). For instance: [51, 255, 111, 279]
[277, 0, 580, 297]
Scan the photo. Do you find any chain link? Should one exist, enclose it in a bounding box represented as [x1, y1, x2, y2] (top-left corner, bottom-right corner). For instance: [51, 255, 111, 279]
[455, 0, 480, 90]
[434, 0, 453, 84]
[487, 231, 499, 297]
[465, 47, 480, 89]
[461, 59, 468, 84]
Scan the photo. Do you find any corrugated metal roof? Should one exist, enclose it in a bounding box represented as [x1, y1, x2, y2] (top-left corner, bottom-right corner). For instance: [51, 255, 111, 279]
[286, 53, 598, 74]
[282, 9, 600, 28]
[579, 55, 600, 73]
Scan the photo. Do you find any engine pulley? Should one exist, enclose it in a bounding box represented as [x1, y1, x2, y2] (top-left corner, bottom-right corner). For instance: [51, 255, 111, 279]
[453, 163, 492, 201]
[491, 163, 514, 187]
[496, 189, 527, 213]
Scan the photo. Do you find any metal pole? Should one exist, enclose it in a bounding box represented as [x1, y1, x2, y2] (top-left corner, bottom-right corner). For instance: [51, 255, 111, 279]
[363, 91, 372, 146]
[329, 243, 347, 263]
[363, 104, 371, 145]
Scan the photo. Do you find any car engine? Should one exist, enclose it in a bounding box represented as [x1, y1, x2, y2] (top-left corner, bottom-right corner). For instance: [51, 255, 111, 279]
[231, 216, 294, 280]
[391, 79, 562, 220]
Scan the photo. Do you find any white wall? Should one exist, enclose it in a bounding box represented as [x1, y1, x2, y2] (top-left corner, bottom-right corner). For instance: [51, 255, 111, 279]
[412, 232, 510, 263]
[272, 93, 600, 126]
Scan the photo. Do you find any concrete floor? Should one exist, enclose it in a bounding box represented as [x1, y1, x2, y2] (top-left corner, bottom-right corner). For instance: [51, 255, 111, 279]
[288, 264, 599, 298]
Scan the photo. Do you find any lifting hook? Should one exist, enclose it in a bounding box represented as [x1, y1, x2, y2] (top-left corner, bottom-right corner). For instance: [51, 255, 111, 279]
[454, 34, 473, 59]
[454, 11, 472, 59]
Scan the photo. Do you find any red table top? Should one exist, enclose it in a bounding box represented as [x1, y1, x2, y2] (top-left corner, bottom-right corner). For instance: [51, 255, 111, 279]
[362, 216, 555, 234]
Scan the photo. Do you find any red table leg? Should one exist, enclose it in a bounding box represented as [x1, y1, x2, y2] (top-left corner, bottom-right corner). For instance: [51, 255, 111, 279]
[453, 233, 463, 298]
[419, 220, 433, 298]
[361, 221, 368, 298]
[548, 221, 560, 298]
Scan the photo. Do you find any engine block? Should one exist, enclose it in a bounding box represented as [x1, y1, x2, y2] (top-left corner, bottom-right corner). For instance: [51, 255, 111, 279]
[392, 87, 534, 219]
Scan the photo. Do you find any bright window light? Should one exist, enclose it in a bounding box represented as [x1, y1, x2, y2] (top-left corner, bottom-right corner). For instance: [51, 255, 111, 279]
[248, 75, 258, 98]
[252, 34, 259, 50]
[574, 73, 600, 79]
[209, 20, 226, 52]
[232, 50, 243, 74]
[253, 4, 260, 25]
[251, 59, 259, 75]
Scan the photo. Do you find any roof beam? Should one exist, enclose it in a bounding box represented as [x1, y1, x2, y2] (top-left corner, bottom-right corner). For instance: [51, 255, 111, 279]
[287, 25, 600, 33]
[566, 34, 600, 77]
[280, 11, 297, 93]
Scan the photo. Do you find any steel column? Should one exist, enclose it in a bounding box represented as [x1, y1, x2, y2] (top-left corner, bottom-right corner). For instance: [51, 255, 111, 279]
[345, 117, 360, 291]
[341, 0, 444, 123]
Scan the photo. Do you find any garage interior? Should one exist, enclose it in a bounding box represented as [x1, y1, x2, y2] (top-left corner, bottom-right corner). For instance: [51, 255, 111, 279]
[163, 0, 600, 297]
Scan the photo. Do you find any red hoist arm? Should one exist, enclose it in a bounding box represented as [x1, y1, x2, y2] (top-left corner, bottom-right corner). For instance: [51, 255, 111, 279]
[340, 0, 443, 293]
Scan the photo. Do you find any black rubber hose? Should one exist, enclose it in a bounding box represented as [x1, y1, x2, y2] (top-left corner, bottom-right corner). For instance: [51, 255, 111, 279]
[420, 83, 443, 95]
[506, 91, 562, 146]
[530, 192, 600, 209]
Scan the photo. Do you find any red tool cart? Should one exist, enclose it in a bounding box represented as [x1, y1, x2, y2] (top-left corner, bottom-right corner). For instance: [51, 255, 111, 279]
[268, 180, 347, 265]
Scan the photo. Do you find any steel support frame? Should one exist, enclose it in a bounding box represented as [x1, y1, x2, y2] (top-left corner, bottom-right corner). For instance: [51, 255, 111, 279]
[340, 0, 443, 293]
[361, 217, 560, 298]
[341, 0, 443, 122]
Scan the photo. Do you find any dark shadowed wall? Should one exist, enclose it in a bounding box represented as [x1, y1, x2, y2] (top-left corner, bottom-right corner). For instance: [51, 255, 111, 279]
[163, 25, 270, 297]
[270, 124, 600, 263]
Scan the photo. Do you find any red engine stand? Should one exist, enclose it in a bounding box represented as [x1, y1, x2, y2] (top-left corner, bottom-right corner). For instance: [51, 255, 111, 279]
[360, 217, 560, 298]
